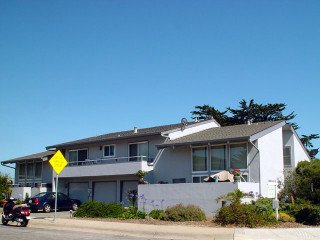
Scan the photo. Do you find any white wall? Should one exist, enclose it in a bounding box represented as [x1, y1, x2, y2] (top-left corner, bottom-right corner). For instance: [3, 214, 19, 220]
[11, 187, 31, 200]
[257, 128, 284, 197]
[293, 133, 310, 165]
[11, 187, 51, 200]
[138, 182, 259, 217]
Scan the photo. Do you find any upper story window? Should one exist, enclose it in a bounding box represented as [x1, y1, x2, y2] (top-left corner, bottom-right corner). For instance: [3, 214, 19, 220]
[27, 163, 34, 179]
[19, 164, 25, 179]
[230, 143, 247, 169]
[211, 145, 226, 171]
[103, 145, 115, 157]
[18, 162, 42, 181]
[192, 147, 207, 172]
[129, 142, 148, 161]
[283, 146, 291, 167]
[69, 149, 88, 164]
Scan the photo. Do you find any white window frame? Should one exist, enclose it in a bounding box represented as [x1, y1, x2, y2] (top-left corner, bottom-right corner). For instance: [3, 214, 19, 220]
[191, 146, 208, 173]
[103, 144, 116, 158]
[128, 141, 149, 158]
[68, 148, 88, 162]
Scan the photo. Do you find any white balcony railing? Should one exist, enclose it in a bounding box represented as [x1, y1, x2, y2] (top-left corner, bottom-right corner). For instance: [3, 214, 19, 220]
[67, 155, 154, 167]
[59, 156, 154, 178]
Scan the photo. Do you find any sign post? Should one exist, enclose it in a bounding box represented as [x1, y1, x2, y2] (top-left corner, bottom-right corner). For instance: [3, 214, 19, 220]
[49, 150, 68, 221]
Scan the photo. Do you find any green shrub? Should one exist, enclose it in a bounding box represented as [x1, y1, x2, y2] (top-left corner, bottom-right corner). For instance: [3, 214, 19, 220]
[253, 198, 274, 215]
[121, 206, 146, 219]
[215, 203, 277, 228]
[105, 202, 125, 218]
[278, 212, 295, 223]
[149, 209, 165, 219]
[162, 204, 206, 222]
[294, 205, 320, 225]
[74, 201, 124, 218]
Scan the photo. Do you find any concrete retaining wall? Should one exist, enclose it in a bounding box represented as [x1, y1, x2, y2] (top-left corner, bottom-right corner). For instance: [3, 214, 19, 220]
[11, 187, 51, 200]
[138, 182, 259, 217]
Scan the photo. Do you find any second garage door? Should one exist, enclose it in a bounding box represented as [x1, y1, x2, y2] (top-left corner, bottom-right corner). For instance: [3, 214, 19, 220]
[93, 181, 117, 203]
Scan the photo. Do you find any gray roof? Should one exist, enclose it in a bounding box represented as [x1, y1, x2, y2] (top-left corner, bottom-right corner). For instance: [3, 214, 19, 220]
[157, 121, 285, 148]
[1, 151, 55, 164]
[46, 123, 191, 149]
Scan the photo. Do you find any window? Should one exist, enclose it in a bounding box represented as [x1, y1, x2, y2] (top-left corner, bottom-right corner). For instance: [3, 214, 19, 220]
[68, 149, 88, 164]
[211, 145, 226, 171]
[103, 145, 115, 157]
[19, 164, 25, 179]
[192, 147, 207, 172]
[129, 142, 148, 161]
[27, 163, 34, 179]
[230, 143, 247, 169]
[35, 162, 42, 179]
[192, 176, 207, 183]
[172, 178, 186, 183]
[283, 146, 291, 167]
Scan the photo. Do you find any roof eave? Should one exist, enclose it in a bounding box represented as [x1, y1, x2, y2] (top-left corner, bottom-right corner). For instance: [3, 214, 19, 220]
[46, 132, 165, 150]
[249, 121, 286, 142]
[156, 136, 250, 149]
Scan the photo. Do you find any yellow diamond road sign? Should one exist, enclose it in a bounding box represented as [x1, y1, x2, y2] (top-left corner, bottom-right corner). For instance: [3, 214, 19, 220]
[49, 150, 68, 175]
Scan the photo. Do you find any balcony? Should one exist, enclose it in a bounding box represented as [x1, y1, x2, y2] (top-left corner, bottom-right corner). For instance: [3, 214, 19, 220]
[59, 156, 153, 178]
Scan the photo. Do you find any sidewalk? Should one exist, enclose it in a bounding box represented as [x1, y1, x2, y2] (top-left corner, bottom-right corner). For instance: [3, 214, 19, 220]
[26, 217, 320, 240]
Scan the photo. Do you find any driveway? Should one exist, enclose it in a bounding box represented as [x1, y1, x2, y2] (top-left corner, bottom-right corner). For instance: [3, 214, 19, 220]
[30, 210, 72, 219]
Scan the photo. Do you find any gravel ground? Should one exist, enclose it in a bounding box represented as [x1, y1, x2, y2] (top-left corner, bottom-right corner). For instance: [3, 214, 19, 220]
[73, 216, 313, 228]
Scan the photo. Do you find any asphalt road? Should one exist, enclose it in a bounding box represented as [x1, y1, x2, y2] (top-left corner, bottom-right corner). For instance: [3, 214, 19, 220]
[0, 224, 168, 240]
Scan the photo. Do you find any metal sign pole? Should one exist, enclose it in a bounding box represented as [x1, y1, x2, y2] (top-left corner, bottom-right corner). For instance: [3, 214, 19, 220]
[54, 174, 59, 221]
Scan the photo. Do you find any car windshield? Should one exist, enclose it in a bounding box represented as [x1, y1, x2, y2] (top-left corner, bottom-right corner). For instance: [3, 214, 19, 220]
[33, 192, 48, 198]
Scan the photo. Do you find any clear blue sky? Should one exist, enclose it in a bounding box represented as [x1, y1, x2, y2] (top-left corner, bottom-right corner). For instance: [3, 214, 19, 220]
[1, 0, 319, 177]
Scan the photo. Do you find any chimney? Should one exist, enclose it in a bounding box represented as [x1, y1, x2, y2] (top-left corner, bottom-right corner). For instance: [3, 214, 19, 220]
[133, 127, 138, 133]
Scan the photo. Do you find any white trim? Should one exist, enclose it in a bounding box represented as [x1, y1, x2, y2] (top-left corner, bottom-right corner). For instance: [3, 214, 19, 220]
[162, 119, 220, 136]
[103, 144, 116, 158]
[166, 120, 220, 140]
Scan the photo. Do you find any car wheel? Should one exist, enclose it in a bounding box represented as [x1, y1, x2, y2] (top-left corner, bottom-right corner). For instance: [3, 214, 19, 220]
[72, 203, 78, 211]
[43, 204, 51, 213]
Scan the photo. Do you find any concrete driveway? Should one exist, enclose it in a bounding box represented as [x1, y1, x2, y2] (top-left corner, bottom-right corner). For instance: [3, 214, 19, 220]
[30, 210, 72, 219]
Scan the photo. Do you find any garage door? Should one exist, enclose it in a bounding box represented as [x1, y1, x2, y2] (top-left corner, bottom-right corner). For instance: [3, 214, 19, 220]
[93, 181, 117, 203]
[69, 182, 88, 203]
[121, 181, 138, 207]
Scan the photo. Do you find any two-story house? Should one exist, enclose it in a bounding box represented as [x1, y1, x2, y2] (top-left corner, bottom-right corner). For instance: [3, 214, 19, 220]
[2, 118, 310, 211]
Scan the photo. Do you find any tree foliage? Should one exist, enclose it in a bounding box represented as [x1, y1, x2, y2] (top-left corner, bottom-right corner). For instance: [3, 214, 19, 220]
[280, 160, 320, 204]
[0, 173, 12, 200]
[192, 99, 297, 128]
[191, 99, 318, 158]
